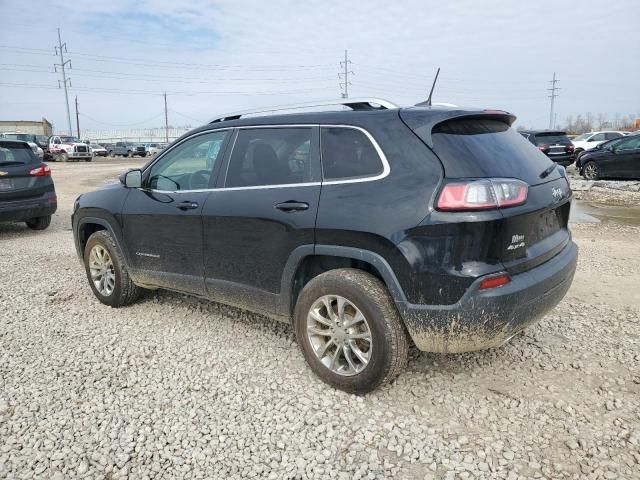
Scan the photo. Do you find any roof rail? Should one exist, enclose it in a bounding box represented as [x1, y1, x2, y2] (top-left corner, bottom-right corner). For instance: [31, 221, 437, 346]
[209, 97, 398, 123]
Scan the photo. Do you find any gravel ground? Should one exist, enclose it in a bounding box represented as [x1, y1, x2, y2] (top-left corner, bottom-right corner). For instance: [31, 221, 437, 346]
[1, 158, 639, 479]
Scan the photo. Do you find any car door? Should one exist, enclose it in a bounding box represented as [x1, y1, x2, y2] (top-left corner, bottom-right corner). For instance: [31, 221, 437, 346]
[201, 125, 321, 316]
[121, 129, 231, 295]
[588, 133, 606, 148]
[613, 136, 640, 178]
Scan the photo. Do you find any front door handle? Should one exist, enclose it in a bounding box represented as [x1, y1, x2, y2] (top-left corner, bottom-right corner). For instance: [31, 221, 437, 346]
[176, 201, 199, 210]
[275, 201, 309, 212]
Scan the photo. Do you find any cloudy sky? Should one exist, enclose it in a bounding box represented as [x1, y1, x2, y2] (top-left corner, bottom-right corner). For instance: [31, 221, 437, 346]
[0, 0, 638, 134]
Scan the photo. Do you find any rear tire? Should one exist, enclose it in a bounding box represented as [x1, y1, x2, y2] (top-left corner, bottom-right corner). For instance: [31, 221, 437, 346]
[583, 161, 600, 180]
[25, 215, 51, 230]
[294, 268, 409, 394]
[60, 152, 69, 162]
[84, 230, 141, 307]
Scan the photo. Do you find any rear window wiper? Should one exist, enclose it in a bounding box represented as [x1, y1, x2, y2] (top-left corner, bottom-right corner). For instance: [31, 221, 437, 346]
[539, 163, 556, 179]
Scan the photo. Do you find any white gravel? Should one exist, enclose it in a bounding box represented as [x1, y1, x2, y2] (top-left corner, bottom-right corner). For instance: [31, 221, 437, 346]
[0, 159, 638, 479]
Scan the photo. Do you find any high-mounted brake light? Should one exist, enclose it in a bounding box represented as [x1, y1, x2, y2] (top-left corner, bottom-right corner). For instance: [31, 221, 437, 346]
[29, 164, 51, 177]
[437, 179, 528, 211]
[479, 273, 511, 290]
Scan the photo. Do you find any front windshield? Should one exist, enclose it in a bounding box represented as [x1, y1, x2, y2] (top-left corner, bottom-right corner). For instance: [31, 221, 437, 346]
[573, 133, 590, 141]
[60, 136, 81, 143]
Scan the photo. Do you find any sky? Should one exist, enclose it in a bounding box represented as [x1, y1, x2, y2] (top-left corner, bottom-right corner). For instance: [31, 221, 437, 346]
[0, 0, 638, 135]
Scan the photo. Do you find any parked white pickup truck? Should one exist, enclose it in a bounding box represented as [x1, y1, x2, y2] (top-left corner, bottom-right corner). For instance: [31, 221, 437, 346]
[48, 135, 92, 162]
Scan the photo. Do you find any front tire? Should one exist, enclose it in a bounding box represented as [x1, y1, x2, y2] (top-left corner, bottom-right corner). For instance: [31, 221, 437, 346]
[84, 230, 141, 307]
[25, 215, 51, 230]
[60, 152, 69, 162]
[294, 269, 409, 394]
[583, 161, 601, 180]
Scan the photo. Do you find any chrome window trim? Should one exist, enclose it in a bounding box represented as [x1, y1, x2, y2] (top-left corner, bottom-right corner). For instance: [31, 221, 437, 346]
[319, 124, 390, 185]
[145, 124, 390, 193]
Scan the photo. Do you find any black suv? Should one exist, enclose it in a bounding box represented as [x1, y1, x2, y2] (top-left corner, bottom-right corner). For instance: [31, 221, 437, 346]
[72, 100, 578, 393]
[0, 139, 56, 230]
[519, 130, 575, 166]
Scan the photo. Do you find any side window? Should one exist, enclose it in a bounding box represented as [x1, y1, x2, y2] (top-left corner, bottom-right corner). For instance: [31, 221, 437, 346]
[225, 127, 313, 187]
[321, 127, 384, 180]
[618, 136, 640, 151]
[148, 130, 228, 191]
[590, 133, 606, 142]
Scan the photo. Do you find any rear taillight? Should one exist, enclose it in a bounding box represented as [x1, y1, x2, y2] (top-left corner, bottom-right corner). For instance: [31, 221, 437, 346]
[436, 178, 528, 211]
[565, 145, 575, 153]
[29, 164, 51, 177]
[479, 273, 511, 290]
[538, 145, 550, 153]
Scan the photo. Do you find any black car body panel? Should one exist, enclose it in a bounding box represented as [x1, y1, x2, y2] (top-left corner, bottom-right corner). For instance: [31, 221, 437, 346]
[72, 106, 578, 353]
[0, 140, 56, 222]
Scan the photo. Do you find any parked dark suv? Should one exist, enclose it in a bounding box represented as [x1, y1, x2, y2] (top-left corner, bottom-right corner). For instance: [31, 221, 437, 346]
[72, 99, 578, 393]
[520, 130, 575, 166]
[0, 139, 57, 230]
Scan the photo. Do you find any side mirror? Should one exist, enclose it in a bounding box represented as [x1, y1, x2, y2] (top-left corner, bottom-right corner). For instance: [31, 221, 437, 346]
[121, 169, 142, 188]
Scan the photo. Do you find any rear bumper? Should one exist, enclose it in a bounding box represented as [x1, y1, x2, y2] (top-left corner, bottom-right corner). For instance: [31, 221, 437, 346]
[0, 195, 57, 222]
[547, 153, 575, 166]
[397, 241, 578, 353]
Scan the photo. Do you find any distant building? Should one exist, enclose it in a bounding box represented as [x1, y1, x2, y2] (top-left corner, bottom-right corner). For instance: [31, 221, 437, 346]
[0, 118, 53, 136]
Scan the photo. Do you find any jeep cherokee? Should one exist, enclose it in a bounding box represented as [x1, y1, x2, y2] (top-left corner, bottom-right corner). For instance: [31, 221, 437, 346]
[72, 99, 578, 394]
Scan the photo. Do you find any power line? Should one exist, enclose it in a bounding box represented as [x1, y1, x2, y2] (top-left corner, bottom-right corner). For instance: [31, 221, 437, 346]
[0, 81, 331, 97]
[53, 28, 72, 136]
[78, 112, 166, 127]
[338, 49, 354, 99]
[548, 72, 560, 129]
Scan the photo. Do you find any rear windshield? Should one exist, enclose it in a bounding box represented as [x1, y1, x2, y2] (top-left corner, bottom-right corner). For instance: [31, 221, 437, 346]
[429, 118, 557, 185]
[0, 142, 39, 165]
[3, 134, 33, 142]
[533, 133, 571, 146]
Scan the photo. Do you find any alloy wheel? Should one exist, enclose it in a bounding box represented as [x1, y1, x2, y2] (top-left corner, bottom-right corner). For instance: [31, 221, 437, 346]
[89, 245, 116, 296]
[306, 295, 373, 376]
[584, 163, 599, 180]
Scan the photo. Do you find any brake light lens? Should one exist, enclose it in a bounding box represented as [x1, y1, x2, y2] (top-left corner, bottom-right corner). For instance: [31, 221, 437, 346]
[29, 164, 51, 177]
[565, 145, 575, 153]
[437, 179, 528, 211]
[538, 145, 550, 153]
[479, 273, 511, 290]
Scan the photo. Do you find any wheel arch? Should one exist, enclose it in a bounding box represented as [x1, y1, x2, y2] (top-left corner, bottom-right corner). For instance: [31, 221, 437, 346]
[278, 245, 407, 320]
[75, 216, 128, 264]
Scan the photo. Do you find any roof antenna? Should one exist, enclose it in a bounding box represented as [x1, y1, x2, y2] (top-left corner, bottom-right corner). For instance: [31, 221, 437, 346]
[416, 67, 441, 107]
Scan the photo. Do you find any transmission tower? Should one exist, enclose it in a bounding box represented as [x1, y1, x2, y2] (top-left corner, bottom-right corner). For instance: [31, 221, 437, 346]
[338, 50, 354, 99]
[548, 72, 560, 129]
[54, 28, 73, 135]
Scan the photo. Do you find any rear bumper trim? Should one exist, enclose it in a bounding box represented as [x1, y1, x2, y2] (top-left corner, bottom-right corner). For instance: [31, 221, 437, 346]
[396, 241, 578, 353]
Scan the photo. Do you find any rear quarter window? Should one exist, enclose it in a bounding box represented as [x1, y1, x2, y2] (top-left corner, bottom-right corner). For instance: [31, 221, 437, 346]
[320, 127, 384, 180]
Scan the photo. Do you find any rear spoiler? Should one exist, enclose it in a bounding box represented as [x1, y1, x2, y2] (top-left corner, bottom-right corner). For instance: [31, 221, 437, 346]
[400, 108, 516, 148]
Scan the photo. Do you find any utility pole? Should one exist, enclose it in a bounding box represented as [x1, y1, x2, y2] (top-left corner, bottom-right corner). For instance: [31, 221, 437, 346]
[75, 96, 80, 139]
[338, 50, 353, 99]
[163, 93, 169, 143]
[548, 72, 560, 129]
[54, 28, 73, 135]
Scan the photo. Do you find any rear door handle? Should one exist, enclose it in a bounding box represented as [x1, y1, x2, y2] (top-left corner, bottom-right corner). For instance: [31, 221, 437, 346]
[275, 201, 309, 212]
[176, 201, 199, 210]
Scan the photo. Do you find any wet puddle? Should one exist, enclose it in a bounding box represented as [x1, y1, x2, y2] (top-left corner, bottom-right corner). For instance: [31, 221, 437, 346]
[570, 201, 640, 226]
